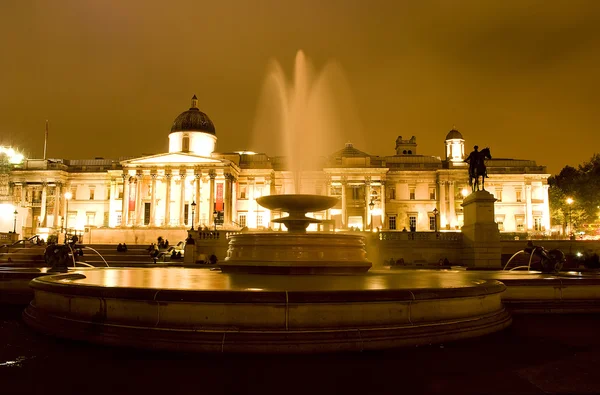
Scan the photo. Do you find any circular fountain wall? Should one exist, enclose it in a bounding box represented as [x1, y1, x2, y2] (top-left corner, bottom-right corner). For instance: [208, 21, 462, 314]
[220, 194, 372, 274]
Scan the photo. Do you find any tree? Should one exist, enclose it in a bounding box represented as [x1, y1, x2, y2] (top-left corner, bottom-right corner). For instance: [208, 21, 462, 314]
[549, 153, 600, 234]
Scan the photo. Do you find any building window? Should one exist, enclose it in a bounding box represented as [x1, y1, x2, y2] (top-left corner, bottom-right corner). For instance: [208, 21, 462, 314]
[239, 184, 247, 199]
[515, 215, 525, 231]
[86, 211, 96, 226]
[516, 190, 522, 202]
[89, 189, 95, 200]
[238, 213, 247, 227]
[389, 187, 396, 200]
[118, 185, 123, 199]
[534, 217, 542, 231]
[116, 213, 122, 226]
[71, 188, 77, 199]
[429, 215, 436, 231]
[352, 186, 360, 200]
[255, 185, 263, 198]
[497, 220, 504, 231]
[409, 188, 415, 200]
[388, 216, 396, 230]
[257, 214, 263, 227]
[409, 215, 417, 231]
[182, 135, 190, 152]
[495, 190, 502, 202]
[331, 185, 342, 196]
[429, 187, 436, 200]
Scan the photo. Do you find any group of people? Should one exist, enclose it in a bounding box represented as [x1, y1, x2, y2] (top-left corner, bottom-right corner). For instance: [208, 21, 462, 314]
[116, 243, 128, 252]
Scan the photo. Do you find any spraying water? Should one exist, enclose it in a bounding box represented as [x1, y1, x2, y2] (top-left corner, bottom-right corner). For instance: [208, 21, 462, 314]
[251, 50, 364, 193]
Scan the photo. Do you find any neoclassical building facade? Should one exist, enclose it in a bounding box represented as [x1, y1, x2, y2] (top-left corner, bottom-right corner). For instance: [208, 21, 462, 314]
[2, 97, 551, 242]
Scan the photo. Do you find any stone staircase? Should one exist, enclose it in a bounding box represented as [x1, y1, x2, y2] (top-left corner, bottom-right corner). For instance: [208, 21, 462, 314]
[0, 244, 165, 268]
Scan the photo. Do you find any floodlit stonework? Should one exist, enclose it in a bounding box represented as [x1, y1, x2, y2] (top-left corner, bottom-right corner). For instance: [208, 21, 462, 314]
[3, 98, 550, 243]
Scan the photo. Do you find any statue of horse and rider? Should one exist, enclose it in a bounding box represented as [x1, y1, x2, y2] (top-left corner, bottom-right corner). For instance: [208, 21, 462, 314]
[465, 145, 492, 192]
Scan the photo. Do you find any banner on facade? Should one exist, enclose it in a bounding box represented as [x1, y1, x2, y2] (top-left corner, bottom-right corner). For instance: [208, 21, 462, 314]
[216, 183, 224, 212]
[129, 183, 136, 211]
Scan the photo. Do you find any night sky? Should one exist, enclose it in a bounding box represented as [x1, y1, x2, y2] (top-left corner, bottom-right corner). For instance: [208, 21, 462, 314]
[1, 0, 599, 175]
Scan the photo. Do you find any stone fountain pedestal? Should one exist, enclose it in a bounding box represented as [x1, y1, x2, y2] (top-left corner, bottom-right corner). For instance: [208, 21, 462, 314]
[220, 194, 372, 274]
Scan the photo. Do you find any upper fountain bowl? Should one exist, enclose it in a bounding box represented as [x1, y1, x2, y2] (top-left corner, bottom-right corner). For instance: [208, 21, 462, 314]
[257, 194, 338, 214]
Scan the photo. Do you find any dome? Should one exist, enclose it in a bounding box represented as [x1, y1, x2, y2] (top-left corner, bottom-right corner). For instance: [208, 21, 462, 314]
[170, 95, 216, 135]
[445, 128, 463, 140]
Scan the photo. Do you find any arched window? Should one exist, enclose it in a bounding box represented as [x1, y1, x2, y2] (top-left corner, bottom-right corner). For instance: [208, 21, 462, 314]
[402, 150, 407, 154]
[182, 135, 190, 152]
[407, 150, 412, 154]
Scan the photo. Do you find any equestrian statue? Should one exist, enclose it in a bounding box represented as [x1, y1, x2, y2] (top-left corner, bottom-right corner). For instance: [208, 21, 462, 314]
[464, 145, 492, 192]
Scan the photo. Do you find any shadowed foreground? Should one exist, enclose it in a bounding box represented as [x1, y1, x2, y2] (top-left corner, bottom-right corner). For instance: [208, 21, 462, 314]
[2, 306, 600, 394]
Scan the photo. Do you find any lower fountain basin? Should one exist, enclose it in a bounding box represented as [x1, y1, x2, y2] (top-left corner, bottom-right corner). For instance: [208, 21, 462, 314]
[221, 232, 372, 274]
[22, 268, 511, 354]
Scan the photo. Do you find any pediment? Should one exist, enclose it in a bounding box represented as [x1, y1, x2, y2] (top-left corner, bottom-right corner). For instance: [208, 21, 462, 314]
[121, 153, 222, 166]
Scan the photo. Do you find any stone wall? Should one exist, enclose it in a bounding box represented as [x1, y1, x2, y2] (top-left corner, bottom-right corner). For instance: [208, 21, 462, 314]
[84, 228, 188, 245]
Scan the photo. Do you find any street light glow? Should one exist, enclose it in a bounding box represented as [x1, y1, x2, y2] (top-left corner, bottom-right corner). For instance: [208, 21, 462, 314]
[566, 197, 574, 205]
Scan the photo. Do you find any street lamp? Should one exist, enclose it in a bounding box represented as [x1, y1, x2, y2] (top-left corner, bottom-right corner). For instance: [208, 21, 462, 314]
[213, 210, 218, 232]
[369, 199, 375, 232]
[566, 197, 574, 237]
[190, 201, 196, 230]
[13, 209, 18, 234]
[64, 191, 72, 243]
[433, 208, 439, 232]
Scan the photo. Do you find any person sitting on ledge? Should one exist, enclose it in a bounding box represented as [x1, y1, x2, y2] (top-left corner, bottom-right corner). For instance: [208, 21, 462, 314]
[402, 227, 408, 232]
[122, 243, 128, 252]
[117, 243, 123, 252]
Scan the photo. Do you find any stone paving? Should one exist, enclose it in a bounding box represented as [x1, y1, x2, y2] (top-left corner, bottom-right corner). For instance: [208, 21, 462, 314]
[2, 306, 600, 394]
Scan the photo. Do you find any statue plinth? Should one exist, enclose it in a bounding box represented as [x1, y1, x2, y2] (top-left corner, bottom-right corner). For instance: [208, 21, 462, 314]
[461, 190, 501, 268]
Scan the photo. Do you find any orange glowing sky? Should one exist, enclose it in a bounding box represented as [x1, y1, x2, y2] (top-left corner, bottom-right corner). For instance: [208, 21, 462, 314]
[1, 0, 599, 174]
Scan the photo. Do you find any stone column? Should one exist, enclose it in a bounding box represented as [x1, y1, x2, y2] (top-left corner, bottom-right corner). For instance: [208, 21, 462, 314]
[224, 173, 232, 226]
[341, 177, 347, 228]
[448, 181, 456, 229]
[149, 173, 157, 226]
[62, 183, 69, 224]
[179, 170, 186, 227]
[194, 171, 202, 227]
[121, 172, 129, 227]
[525, 184, 533, 230]
[209, 170, 216, 225]
[438, 181, 447, 228]
[542, 184, 550, 231]
[364, 176, 371, 230]
[461, 190, 500, 268]
[40, 182, 48, 227]
[135, 174, 143, 226]
[380, 181, 386, 229]
[164, 173, 172, 227]
[53, 183, 61, 229]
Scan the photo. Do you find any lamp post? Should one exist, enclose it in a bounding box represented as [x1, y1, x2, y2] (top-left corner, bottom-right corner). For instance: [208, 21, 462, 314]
[64, 191, 72, 243]
[213, 210, 218, 232]
[369, 199, 375, 232]
[13, 209, 18, 234]
[433, 208, 439, 232]
[566, 197, 574, 237]
[190, 201, 196, 230]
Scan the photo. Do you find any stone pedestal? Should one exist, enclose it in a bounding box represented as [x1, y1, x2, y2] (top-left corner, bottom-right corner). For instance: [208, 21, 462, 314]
[461, 190, 501, 268]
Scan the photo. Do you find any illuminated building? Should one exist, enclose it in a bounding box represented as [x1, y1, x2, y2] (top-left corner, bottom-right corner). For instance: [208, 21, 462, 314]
[4, 98, 550, 242]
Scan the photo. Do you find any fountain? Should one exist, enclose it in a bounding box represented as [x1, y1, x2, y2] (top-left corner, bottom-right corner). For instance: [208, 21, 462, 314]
[221, 194, 371, 274]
